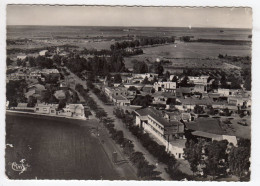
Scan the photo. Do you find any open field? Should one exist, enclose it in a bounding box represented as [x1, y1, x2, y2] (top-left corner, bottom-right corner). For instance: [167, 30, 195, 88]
[7, 39, 114, 51]
[5, 112, 119, 180]
[124, 42, 251, 69]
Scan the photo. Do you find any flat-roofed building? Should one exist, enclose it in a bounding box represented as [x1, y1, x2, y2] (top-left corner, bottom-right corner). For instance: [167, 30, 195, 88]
[153, 82, 176, 93]
[134, 107, 185, 159]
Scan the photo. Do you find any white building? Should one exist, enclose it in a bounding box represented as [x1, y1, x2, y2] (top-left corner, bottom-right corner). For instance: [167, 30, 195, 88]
[188, 75, 209, 85]
[17, 55, 27, 60]
[134, 107, 185, 159]
[39, 50, 48, 56]
[153, 82, 176, 93]
[133, 73, 158, 81]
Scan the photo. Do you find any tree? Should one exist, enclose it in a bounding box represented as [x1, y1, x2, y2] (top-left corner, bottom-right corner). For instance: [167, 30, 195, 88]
[228, 139, 251, 178]
[180, 36, 191, 42]
[130, 151, 145, 166]
[220, 74, 228, 88]
[184, 140, 204, 175]
[133, 60, 148, 73]
[87, 80, 94, 89]
[58, 99, 67, 110]
[142, 77, 151, 84]
[27, 96, 37, 107]
[179, 76, 190, 87]
[112, 130, 124, 144]
[194, 105, 204, 114]
[72, 92, 79, 103]
[164, 71, 171, 80]
[28, 57, 36, 67]
[211, 79, 219, 89]
[171, 75, 178, 82]
[114, 74, 122, 83]
[6, 80, 28, 107]
[53, 54, 61, 65]
[123, 140, 134, 156]
[229, 76, 241, 89]
[132, 95, 153, 107]
[128, 86, 138, 92]
[6, 57, 13, 66]
[16, 59, 22, 66]
[96, 109, 107, 122]
[203, 140, 229, 179]
[244, 75, 251, 91]
[149, 62, 164, 76]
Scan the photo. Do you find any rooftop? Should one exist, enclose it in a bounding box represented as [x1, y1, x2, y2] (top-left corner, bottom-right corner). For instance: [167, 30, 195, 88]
[135, 106, 183, 128]
[112, 94, 129, 101]
[185, 117, 232, 135]
[178, 97, 213, 105]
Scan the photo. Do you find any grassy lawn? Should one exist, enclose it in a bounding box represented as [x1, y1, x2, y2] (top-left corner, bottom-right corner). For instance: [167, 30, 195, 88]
[5, 112, 119, 180]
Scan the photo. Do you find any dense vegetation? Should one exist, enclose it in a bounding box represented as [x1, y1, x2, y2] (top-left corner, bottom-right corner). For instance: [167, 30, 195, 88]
[110, 37, 175, 51]
[184, 138, 250, 180]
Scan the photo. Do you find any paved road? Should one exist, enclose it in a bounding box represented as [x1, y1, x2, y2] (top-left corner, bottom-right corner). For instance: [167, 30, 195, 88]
[64, 68, 138, 179]
[88, 92, 171, 180]
[65, 67, 171, 180]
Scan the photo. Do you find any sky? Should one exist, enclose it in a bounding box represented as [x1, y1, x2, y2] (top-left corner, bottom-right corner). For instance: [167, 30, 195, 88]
[6, 5, 252, 28]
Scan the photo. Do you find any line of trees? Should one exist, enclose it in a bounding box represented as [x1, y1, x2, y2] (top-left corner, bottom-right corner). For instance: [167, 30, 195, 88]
[63, 54, 126, 76]
[75, 84, 162, 180]
[113, 107, 191, 180]
[110, 37, 175, 51]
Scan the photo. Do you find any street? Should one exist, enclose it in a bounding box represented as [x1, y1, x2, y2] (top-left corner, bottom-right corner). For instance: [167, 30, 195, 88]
[65, 67, 171, 180]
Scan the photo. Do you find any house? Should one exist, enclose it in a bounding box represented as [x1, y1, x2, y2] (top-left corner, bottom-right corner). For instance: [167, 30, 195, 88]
[112, 95, 131, 107]
[133, 73, 158, 81]
[25, 84, 46, 99]
[217, 88, 242, 97]
[228, 97, 251, 107]
[104, 86, 128, 101]
[153, 82, 176, 93]
[141, 84, 154, 93]
[152, 92, 177, 106]
[17, 55, 27, 60]
[39, 50, 48, 56]
[123, 83, 144, 90]
[27, 83, 46, 92]
[35, 103, 58, 115]
[28, 70, 42, 80]
[41, 69, 60, 81]
[60, 104, 86, 119]
[188, 75, 209, 85]
[7, 71, 27, 81]
[153, 95, 167, 105]
[185, 117, 237, 146]
[134, 107, 185, 159]
[193, 84, 207, 93]
[176, 87, 193, 98]
[191, 131, 237, 146]
[176, 97, 213, 111]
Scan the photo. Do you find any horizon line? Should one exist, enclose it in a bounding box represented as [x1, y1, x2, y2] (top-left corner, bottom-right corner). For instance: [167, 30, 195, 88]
[6, 25, 252, 29]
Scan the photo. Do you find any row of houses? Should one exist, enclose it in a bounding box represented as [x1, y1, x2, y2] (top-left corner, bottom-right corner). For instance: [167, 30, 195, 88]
[13, 103, 86, 120]
[7, 68, 60, 82]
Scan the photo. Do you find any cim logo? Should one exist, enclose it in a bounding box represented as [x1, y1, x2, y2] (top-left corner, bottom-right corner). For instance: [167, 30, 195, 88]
[9, 160, 30, 175]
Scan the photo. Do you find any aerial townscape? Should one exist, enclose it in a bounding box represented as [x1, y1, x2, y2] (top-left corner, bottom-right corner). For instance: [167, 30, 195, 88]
[5, 6, 251, 182]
